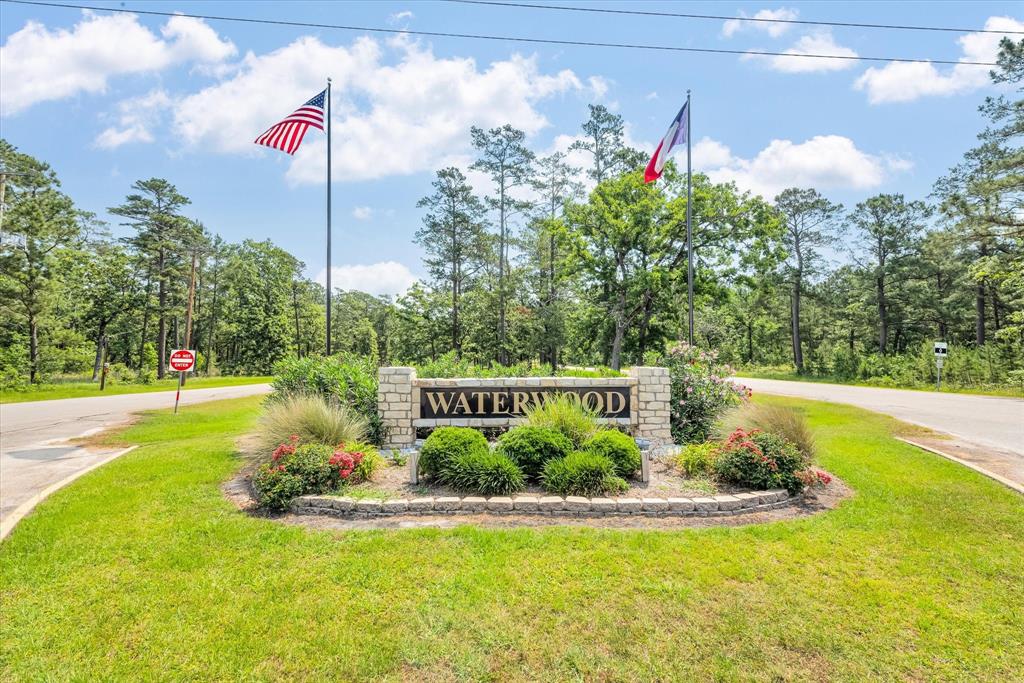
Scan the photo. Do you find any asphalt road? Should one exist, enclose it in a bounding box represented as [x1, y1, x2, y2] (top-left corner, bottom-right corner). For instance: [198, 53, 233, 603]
[1, 383, 272, 536]
[735, 377, 1024, 456]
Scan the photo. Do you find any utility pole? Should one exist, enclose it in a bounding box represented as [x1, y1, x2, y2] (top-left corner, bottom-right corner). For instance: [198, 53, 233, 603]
[181, 250, 197, 385]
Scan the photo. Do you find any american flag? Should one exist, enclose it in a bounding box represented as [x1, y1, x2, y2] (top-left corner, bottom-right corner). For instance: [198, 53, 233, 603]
[254, 89, 326, 155]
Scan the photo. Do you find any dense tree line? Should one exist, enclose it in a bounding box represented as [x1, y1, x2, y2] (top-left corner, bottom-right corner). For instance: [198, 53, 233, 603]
[2, 39, 1021, 389]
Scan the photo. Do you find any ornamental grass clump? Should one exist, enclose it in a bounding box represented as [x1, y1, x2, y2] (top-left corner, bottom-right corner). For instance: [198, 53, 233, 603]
[718, 403, 816, 462]
[675, 442, 720, 477]
[257, 394, 367, 454]
[496, 426, 573, 481]
[523, 393, 601, 448]
[541, 451, 629, 497]
[582, 430, 641, 478]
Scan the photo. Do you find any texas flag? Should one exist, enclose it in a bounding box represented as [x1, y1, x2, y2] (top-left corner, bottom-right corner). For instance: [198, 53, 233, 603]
[644, 101, 688, 183]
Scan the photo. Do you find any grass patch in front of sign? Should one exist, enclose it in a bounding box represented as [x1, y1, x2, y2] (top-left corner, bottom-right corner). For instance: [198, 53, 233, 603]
[2, 395, 1022, 680]
[0, 374, 272, 403]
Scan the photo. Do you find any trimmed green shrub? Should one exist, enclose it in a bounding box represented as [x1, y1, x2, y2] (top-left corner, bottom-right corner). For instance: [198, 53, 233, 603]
[496, 426, 573, 480]
[713, 428, 806, 494]
[446, 450, 526, 496]
[257, 394, 367, 453]
[418, 426, 489, 480]
[287, 443, 337, 492]
[252, 465, 304, 511]
[583, 430, 641, 478]
[675, 442, 720, 477]
[541, 451, 629, 496]
[523, 393, 600, 447]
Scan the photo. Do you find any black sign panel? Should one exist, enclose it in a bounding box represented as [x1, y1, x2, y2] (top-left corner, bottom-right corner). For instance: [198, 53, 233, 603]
[420, 386, 631, 419]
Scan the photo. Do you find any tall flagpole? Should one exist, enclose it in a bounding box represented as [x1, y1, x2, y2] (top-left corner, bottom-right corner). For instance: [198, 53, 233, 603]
[685, 89, 694, 347]
[326, 78, 333, 356]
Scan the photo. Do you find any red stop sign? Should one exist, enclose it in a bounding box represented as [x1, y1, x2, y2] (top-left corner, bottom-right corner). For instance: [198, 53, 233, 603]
[169, 349, 196, 372]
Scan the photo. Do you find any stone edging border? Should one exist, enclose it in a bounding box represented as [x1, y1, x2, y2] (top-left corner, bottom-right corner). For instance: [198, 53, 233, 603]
[290, 488, 795, 518]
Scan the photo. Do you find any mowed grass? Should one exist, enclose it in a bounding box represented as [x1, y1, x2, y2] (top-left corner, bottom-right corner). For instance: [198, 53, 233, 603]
[0, 375, 272, 403]
[2, 396, 1022, 680]
[736, 369, 1024, 398]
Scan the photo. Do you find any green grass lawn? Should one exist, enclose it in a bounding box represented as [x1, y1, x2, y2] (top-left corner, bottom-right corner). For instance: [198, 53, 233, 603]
[736, 369, 1024, 398]
[0, 375, 273, 403]
[2, 396, 1021, 680]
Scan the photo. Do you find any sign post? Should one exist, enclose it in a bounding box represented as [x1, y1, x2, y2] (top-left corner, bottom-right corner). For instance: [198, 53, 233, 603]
[169, 349, 196, 413]
[933, 342, 948, 391]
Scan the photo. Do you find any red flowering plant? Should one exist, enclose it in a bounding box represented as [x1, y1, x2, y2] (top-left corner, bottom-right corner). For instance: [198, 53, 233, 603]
[795, 468, 833, 489]
[660, 343, 750, 444]
[713, 428, 806, 493]
[329, 445, 366, 483]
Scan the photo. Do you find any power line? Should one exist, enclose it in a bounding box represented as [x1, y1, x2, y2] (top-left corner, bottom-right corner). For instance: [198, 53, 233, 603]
[0, 0, 1001, 67]
[444, 0, 1024, 36]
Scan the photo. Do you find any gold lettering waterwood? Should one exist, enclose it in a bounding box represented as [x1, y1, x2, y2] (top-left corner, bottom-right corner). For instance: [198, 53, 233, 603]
[420, 386, 631, 419]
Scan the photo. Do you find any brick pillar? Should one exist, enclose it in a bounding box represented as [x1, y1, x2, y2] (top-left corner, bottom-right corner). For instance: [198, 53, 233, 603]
[627, 366, 672, 444]
[378, 366, 415, 448]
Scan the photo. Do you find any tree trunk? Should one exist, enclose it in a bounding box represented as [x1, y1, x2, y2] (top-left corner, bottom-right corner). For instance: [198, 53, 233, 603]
[991, 286, 1002, 331]
[549, 230, 557, 374]
[28, 313, 38, 384]
[975, 281, 986, 346]
[746, 320, 754, 363]
[157, 248, 167, 379]
[877, 275, 888, 354]
[138, 272, 152, 370]
[292, 283, 301, 358]
[790, 278, 804, 372]
[609, 290, 627, 370]
[91, 321, 108, 381]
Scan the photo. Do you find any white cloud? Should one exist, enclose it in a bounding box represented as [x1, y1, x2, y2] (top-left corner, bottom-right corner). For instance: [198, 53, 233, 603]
[744, 30, 858, 73]
[693, 135, 911, 199]
[855, 16, 1024, 104]
[722, 8, 798, 38]
[316, 261, 419, 296]
[0, 10, 235, 115]
[352, 206, 374, 220]
[645, 91, 659, 100]
[588, 76, 610, 99]
[94, 89, 172, 149]
[388, 11, 414, 24]
[173, 36, 587, 184]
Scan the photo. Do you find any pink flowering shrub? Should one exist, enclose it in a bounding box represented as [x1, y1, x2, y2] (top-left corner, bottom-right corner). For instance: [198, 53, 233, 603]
[713, 428, 806, 493]
[661, 343, 750, 443]
[795, 468, 833, 489]
[254, 438, 383, 511]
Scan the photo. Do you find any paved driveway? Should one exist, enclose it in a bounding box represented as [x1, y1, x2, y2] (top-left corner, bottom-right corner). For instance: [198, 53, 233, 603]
[734, 378, 1023, 456]
[1, 383, 272, 537]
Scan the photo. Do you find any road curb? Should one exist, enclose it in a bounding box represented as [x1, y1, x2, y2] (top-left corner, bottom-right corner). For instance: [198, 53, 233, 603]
[0, 445, 138, 542]
[895, 437, 1024, 496]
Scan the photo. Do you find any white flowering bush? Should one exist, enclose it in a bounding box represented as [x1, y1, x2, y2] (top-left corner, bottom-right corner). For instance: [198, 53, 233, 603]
[661, 343, 750, 443]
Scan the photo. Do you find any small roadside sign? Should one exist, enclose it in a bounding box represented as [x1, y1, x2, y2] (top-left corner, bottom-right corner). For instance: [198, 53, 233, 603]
[933, 342, 947, 390]
[169, 349, 196, 372]
[169, 349, 196, 413]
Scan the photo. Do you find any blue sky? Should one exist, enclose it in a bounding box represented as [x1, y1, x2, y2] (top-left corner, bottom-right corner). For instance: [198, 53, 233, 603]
[1, 1, 1021, 294]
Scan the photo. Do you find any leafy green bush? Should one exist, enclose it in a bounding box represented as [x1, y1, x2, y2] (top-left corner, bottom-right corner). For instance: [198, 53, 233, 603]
[257, 394, 367, 453]
[675, 442, 720, 477]
[286, 443, 337, 492]
[659, 343, 749, 444]
[523, 393, 600, 447]
[252, 465, 304, 511]
[582, 430, 641, 478]
[496, 426, 573, 480]
[418, 426, 489, 480]
[270, 354, 387, 445]
[446, 450, 525, 496]
[541, 451, 629, 496]
[713, 428, 806, 493]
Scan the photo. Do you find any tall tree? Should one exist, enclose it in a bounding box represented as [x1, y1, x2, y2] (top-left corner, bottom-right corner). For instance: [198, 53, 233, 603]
[470, 125, 534, 364]
[774, 188, 843, 372]
[415, 167, 490, 358]
[0, 142, 82, 382]
[110, 179, 193, 378]
[848, 194, 930, 354]
[570, 104, 626, 184]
